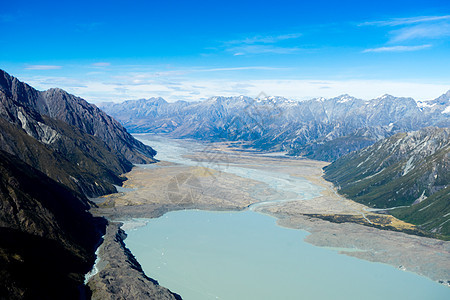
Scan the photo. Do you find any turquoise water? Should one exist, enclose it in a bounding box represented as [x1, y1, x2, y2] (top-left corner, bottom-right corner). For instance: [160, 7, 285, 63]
[125, 136, 450, 299]
[125, 210, 450, 300]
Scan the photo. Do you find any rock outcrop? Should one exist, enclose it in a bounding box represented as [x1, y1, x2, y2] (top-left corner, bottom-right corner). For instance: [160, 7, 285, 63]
[88, 223, 182, 300]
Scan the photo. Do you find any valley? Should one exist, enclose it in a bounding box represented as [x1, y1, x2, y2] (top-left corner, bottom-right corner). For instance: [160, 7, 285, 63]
[2, 1, 450, 299]
[0, 69, 448, 299]
[89, 136, 450, 299]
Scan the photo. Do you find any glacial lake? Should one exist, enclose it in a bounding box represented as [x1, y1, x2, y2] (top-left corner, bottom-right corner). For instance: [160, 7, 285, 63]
[124, 136, 450, 299]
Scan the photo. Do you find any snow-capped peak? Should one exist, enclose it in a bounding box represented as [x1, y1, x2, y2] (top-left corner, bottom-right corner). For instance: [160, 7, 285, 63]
[337, 94, 354, 104]
[442, 106, 450, 114]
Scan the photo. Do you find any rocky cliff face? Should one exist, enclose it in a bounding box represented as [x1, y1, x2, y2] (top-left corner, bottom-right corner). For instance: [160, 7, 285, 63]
[0, 70, 159, 299]
[0, 149, 106, 299]
[324, 127, 450, 238]
[0, 90, 128, 197]
[100, 93, 449, 161]
[0, 69, 159, 197]
[0, 69, 156, 164]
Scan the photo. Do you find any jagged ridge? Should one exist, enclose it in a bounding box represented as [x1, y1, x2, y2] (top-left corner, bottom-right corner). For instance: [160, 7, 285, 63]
[100, 93, 450, 161]
[0, 69, 156, 164]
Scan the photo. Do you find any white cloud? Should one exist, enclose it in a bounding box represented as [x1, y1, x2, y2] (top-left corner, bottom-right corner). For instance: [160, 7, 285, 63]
[194, 66, 285, 72]
[92, 62, 111, 67]
[223, 32, 303, 55]
[226, 33, 302, 45]
[24, 65, 62, 70]
[361, 15, 450, 26]
[389, 23, 450, 42]
[363, 44, 431, 53]
[227, 45, 302, 55]
[361, 15, 450, 49]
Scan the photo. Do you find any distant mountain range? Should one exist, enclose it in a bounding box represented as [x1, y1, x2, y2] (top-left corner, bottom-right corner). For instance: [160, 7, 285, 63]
[100, 92, 450, 161]
[324, 127, 450, 238]
[100, 92, 449, 239]
[0, 69, 157, 298]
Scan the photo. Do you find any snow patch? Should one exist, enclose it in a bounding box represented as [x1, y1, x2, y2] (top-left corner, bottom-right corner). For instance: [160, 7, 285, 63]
[416, 101, 436, 108]
[402, 156, 415, 176]
[413, 190, 427, 205]
[442, 106, 450, 114]
[337, 95, 353, 103]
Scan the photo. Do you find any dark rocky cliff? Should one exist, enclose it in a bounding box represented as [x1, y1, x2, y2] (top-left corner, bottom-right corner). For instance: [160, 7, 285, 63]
[0, 69, 160, 299]
[0, 149, 106, 299]
[0, 90, 129, 197]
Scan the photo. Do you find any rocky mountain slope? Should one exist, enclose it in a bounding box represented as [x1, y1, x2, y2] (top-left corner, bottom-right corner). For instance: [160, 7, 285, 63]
[0, 70, 158, 197]
[323, 127, 450, 238]
[100, 92, 450, 161]
[0, 149, 106, 299]
[0, 69, 156, 164]
[0, 70, 162, 299]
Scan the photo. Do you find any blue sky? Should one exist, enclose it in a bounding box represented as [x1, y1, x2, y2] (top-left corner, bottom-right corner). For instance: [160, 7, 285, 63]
[1, 0, 450, 102]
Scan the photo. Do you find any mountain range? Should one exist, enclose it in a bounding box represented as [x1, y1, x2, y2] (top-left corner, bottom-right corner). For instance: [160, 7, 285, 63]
[1, 68, 449, 297]
[100, 92, 450, 161]
[100, 92, 449, 239]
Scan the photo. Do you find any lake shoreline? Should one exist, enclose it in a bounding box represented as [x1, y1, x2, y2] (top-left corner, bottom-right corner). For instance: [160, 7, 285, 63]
[86, 221, 182, 300]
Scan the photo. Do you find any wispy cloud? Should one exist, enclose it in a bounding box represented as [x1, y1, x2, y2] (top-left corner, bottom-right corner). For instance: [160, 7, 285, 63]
[360, 15, 450, 27]
[363, 44, 432, 53]
[226, 33, 302, 45]
[227, 44, 302, 55]
[25, 65, 62, 70]
[361, 14, 450, 52]
[92, 62, 111, 67]
[389, 23, 450, 42]
[195, 66, 285, 72]
[223, 32, 302, 56]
